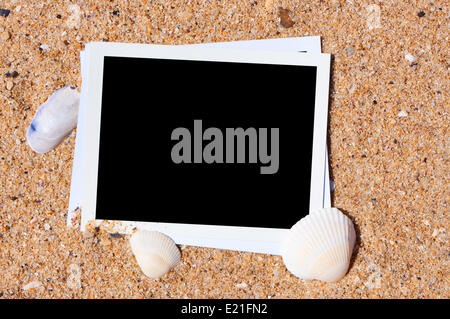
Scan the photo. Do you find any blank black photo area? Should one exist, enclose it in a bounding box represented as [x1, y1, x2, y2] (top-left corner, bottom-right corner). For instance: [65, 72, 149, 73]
[96, 56, 317, 228]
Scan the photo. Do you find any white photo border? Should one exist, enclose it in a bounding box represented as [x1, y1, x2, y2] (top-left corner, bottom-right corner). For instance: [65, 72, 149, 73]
[79, 42, 330, 255]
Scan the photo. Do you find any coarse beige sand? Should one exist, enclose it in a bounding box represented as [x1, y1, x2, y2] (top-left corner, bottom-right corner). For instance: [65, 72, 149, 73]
[0, 0, 448, 298]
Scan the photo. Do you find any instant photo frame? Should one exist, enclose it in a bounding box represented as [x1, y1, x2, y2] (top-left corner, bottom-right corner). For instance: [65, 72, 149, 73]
[69, 42, 330, 255]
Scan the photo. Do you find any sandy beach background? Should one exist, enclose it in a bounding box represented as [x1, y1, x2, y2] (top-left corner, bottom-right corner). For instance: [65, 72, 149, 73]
[0, 0, 448, 298]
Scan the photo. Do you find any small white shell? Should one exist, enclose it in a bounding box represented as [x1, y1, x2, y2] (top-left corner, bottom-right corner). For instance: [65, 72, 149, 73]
[26, 86, 80, 154]
[281, 207, 356, 282]
[129, 229, 181, 279]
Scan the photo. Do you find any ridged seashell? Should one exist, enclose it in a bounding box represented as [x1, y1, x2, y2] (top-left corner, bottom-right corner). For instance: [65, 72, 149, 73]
[281, 207, 356, 282]
[26, 86, 80, 154]
[129, 229, 181, 279]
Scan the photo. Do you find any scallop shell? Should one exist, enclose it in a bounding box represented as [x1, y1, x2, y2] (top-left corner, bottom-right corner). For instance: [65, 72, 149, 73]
[281, 207, 356, 282]
[26, 86, 80, 154]
[129, 229, 181, 279]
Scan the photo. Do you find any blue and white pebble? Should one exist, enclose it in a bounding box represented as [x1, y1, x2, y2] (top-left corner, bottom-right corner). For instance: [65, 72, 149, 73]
[26, 86, 80, 154]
